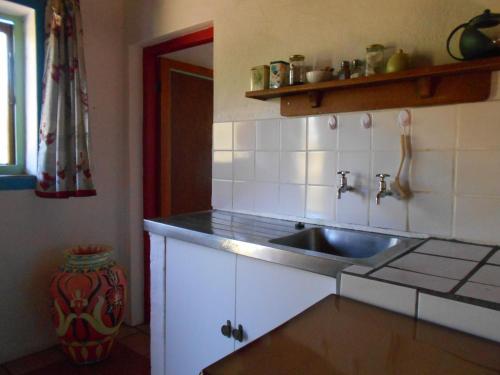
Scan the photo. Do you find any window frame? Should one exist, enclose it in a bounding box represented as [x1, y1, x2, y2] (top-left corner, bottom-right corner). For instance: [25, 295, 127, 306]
[0, 13, 25, 175]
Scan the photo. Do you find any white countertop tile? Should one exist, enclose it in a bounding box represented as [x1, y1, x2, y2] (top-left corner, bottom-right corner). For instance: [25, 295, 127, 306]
[371, 267, 458, 292]
[414, 239, 492, 261]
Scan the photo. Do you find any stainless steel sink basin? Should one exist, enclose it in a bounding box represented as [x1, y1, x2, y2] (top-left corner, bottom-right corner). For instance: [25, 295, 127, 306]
[269, 227, 404, 259]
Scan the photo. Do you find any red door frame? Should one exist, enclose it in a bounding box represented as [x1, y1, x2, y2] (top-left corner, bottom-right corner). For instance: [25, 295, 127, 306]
[142, 27, 214, 321]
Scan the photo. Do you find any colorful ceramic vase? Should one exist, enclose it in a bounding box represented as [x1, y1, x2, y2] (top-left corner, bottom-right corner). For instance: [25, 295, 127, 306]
[50, 245, 127, 365]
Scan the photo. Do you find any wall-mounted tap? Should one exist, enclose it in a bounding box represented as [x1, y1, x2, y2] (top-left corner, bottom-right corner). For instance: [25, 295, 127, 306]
[375, 173, 392, 205]
[337, 170, 354, 199]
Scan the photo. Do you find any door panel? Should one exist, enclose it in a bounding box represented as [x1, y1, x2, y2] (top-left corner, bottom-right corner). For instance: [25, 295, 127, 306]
[165, 239, 236, 375]
[235, 255, 337, 350]
[170, 71, 213, 215]
[160, 59, 214, 217]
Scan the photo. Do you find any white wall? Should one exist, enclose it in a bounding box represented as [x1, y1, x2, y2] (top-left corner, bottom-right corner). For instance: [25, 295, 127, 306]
[0, 0, 127, 363]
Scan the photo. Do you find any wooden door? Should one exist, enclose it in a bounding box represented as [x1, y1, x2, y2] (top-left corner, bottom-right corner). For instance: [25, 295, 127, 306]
[234, 255, 337, 350]
[160, 59, 213, 217]
[165, 239, 236, 375]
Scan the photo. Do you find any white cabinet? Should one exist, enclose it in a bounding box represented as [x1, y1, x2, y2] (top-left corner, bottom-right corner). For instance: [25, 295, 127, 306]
[165, 238, 236, 375]
[235, 255, 337, 349]
[149, 235, 337, 375]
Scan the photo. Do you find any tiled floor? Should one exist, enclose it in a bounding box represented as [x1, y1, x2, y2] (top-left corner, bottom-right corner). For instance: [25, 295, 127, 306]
[0, 325, 150, 375]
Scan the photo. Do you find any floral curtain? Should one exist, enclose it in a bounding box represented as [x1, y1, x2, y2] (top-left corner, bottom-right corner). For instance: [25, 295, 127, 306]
[36, 0, 96, 198]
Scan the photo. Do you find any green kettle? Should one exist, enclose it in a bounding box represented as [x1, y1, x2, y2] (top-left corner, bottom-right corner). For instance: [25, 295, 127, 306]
[447, 9, 500, 60]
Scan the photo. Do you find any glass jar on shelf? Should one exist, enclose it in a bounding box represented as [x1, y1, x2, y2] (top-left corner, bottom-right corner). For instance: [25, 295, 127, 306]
[289, 55, 306, 85]
[365, 44, 385, 76]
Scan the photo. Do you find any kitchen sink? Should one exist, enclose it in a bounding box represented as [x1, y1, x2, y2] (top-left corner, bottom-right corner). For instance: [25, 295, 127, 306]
[269, 227, 404, 259]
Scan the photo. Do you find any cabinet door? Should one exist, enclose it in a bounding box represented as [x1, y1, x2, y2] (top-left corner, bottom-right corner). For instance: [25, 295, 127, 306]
[165, 239, 236, 375]
[235, 255, 336, 349]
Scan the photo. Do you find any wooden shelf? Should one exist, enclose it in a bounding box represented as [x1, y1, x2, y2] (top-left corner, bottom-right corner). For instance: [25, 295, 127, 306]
[245, 56, 500, 116]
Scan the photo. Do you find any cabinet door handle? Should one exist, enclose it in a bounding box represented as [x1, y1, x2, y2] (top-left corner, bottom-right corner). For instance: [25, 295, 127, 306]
[221, 320, 232, 338]
[232, 324, 244, 342]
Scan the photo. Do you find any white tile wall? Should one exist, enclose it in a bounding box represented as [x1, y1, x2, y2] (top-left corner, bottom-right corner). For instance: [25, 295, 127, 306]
[255, 151, 279, 182]
[308, 115, 337, 150]
[307, 151, 337, 186]
[233, 181, 254, 211]
[213, 151, 233, 180]
[279, 184, 305, 217]
[306, 185, 336, 220]
[212, 97, 500, 244]
[233, 151, 254, 181]
[234, 121, 256, 150]
[280, 152, 306, 184]
[281, 118, 306, 151]
[256, 119, 280, 150]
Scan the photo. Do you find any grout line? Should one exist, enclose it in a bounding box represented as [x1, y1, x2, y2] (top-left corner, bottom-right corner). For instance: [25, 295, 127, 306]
[304, 117, 309, 218]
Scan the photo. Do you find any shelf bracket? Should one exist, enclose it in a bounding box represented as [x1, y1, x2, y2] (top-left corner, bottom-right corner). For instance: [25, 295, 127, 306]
[416, 76, 435, 98]
[308, 91, 323, 108]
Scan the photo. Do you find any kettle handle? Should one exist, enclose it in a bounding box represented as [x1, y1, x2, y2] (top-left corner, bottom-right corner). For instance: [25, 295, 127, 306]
[446, 23, 468, 61]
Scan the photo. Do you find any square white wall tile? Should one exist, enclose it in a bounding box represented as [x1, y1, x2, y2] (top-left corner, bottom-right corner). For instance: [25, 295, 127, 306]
[454, 196, 500, 244]
[307, 151, 337, 186]
[279, 184, 306, 217]
[371, 110, 400, 151]
[306, 185, 336, 220]
[338, 151, 371, 189]
[369, 151, 408, 230]
[338, 113, 371, 151]
[458, 101, 500, 149]
[456, 150, 500, 196]
[337, 192, 369, 226]
[371, 150, 401, 182]
[233, 151, 254, 181]
[369, 192, 407, 231]
[280, 152, 306, 184]
[254, 182, 280, 214]
[234, 121, 256, 150]
[308, 115, 337, 150]
[411, 106, 457, 150]
[409, 193, 453, 236]
[255, 151, 279, 182]
[411, 151, 454, 193]
[233, 181, 254, 211]
[418, 292, 500, 342]
[213, 122, 232, 150]
[340, 273, 417, 316]
[337, 151, 370, 225]
[256, 119, 280, 151]
[281, 117, 307, 151]
[212, 179, 232, 209]
[213, 151, 233, 180]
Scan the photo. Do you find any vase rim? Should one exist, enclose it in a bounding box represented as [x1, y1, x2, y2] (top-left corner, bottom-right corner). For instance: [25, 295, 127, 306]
[64, 245, 112, 257]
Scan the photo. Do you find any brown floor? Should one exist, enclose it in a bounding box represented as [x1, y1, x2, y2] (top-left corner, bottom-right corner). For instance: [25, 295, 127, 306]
[0, 325, 150, 375]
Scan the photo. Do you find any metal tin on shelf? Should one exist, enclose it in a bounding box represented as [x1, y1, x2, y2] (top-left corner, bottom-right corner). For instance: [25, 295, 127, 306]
[269, 60, 289, 88]
[250, 65, 270, 91]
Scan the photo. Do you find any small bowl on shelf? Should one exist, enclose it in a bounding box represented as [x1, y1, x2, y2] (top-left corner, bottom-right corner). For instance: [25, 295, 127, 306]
[306, 70, 333, 83]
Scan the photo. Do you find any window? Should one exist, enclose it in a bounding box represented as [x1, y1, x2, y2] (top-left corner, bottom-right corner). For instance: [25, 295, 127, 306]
[0, 20, 14, 165]
[0, 13, 24, 175]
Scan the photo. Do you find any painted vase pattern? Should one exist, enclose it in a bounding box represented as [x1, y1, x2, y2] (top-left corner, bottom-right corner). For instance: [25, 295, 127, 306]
[50, 245, 127, 364]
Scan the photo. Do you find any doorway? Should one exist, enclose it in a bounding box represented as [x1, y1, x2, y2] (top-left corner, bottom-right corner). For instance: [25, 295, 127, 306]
[142, 28, 214, 320]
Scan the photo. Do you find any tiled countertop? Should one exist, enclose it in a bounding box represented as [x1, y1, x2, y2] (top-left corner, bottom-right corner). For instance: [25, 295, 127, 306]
[341, 239, 500, 342]
[344, 239, 500, 308]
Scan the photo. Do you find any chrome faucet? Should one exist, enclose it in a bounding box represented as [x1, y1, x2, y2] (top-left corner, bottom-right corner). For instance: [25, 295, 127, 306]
[375, 173, 392, 205]
[337, 170, 354, 199]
